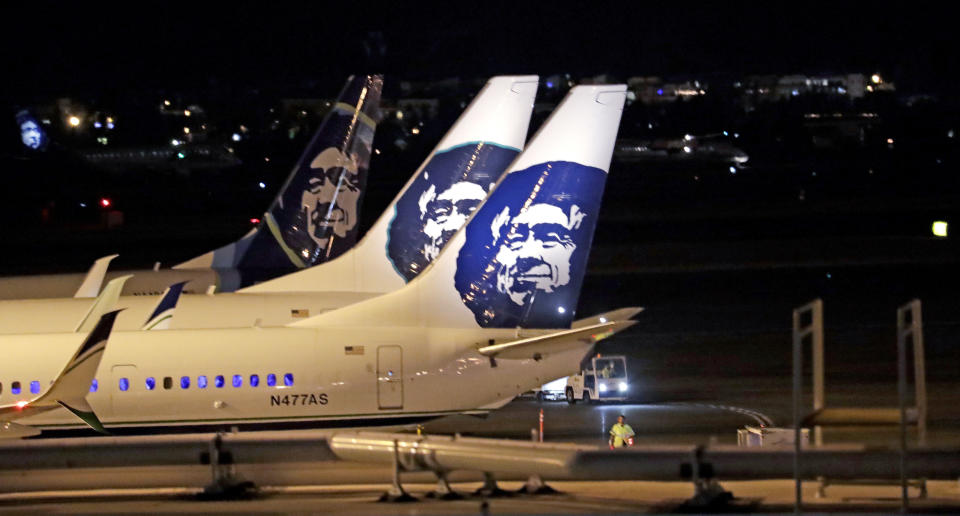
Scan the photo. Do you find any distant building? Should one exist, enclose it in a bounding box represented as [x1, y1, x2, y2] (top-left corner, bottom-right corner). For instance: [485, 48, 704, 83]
[627, 76, 708, 104]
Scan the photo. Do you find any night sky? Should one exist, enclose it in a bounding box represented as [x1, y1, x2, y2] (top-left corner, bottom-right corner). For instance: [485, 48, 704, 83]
[2, 2, 957, 100]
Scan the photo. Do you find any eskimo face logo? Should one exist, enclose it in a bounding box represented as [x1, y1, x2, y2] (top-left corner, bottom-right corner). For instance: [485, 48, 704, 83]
[491, 203, 585, 305]
[386, 143, 519, 282]
[21, 120, 42, 149]
[454, 162, 607, 329]
[419, 180, 488, 261]
[301, 147, 361, 249]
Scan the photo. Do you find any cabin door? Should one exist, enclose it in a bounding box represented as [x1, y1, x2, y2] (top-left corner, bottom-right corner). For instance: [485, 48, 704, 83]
[376, 346, 403, 409]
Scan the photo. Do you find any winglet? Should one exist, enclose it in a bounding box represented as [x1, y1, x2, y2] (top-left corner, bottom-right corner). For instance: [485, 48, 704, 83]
[74, 275, 132, 333]
[73, 254, 119, 298]
[0, 310, 121, 434]
[141, 281, 188, 330]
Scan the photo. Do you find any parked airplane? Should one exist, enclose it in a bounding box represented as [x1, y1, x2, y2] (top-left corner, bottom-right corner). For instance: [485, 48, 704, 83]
[0, 74, 383, 300]
[0, 84, 636, 435]
[0, 76, 539, 333]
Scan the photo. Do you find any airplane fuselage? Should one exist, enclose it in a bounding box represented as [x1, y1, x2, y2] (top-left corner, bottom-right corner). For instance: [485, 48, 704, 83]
[0, 326, 589, 433]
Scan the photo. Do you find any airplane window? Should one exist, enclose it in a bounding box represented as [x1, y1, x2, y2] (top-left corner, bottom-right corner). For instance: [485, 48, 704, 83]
[232, 375, 242, 388]
[30, 381, 40, 394]
[267, 374, 276, 387]
[250, 374, 259, 387]
[284, 373, 294, 387]
[90, 379, 98, 393]
[198, 375, 208, 389]
[215, 375, 225, 388]
[180, 376, 190, 389]
[145, 377, 156, 390]
[163, 377, 173, 390]
[119, 378, 129, 391]
[12, 381, 21, 394]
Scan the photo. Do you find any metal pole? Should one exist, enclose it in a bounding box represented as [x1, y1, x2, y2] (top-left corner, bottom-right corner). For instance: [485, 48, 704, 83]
[812, 299, 824, 447]
[911, 300, 927, 447]
[897, 306, 909, 513]
[539, 409, 544, 443]
[792, 306, 804, 513]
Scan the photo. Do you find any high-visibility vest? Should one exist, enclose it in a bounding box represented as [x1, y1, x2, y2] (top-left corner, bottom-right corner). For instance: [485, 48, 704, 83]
[609, 423, 635, 447]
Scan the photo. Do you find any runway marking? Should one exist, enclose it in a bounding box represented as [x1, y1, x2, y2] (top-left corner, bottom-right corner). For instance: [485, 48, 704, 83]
[660, 402, 775, 426]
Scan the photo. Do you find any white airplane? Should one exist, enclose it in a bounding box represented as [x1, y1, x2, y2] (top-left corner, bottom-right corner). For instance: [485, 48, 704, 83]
[0, 84, 636, 435]
[0, 75, 383, 300]
[0, 76, 540, 333]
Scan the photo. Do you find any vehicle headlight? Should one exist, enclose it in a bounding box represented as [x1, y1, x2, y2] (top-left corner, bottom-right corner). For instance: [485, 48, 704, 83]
[619, 382, 628, 392]
[598, 384, 607, 392]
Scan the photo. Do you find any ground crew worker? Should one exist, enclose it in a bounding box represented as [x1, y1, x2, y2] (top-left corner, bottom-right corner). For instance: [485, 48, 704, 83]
[609, 414, 635, 448]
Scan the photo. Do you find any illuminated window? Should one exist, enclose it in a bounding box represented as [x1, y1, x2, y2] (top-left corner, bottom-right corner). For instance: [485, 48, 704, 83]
[119, 378, 129, 392]
[250, 374, 259, 387]
[232, 375, 243, 388]
[266, 374, 276, 387]
[198, 375, 208, 389]
[30, 381, 40, 394]
[284, 373, 294, 387]
[163, 377, 173, 390]
[11, 382, 21, 394]
[180, 376, 190, 389]
[90, 379, 98, 392]
[145, 377, 156, 390]
[215, 375, 225, 388]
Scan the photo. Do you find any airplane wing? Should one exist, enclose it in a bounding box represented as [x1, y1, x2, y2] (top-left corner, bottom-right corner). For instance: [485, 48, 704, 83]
[141, 281, 188, 330]
[477, 314, 639, 360]
[72, 254, 119, 298]
[73, 275, 131, 333]
[0, 310, 121, 436]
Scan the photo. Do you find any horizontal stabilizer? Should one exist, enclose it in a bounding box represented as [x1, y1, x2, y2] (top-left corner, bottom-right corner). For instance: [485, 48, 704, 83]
[572, 307, 644, 329]
[73, 254, 119, 298]
[478, 319, 636, 360]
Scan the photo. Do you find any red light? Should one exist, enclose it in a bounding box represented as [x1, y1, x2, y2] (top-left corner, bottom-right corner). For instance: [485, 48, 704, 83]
[100, 198, 112, 208]
[250, 218, 260, 224]
[16, 401, 27, 409]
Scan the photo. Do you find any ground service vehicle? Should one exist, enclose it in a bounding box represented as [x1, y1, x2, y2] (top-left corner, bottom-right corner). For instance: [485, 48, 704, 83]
[565, 355, 629, 404]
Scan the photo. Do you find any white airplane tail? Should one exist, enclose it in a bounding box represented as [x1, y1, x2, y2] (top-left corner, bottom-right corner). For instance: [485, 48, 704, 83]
[241, 75, 539, 295]
[294, 84, 627, 330]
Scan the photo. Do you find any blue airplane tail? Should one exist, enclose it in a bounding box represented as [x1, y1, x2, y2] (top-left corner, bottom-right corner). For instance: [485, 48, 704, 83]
[295, 85, 627, 331]
[15, 110, 50, 152]
[175, 75, 382, 282]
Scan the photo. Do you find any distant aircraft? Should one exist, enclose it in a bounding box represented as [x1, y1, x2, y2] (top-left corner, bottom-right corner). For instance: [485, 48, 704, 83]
[0, 75, 540, 332]
[615, 134, 749, 167]
[0, 84, 638, 435]
[0, 75, 383, 300]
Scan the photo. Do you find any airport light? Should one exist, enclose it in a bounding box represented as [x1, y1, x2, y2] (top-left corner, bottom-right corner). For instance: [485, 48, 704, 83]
[183, 127, 190, 134]
[258, 182, 266, 189]
[99, 198, 111, 208]
[184, 109, 191, 117]
[932, 221, 948, 237]
[250, 218, 261, 225]
[232, 133, 241, 142]
[729, 166, 737, 174]
[871, 74, 881, 84]
[94, 121, 102, 129]
[68, 116, 81, 127]
[177, 152, 185, 159]
[557, 306, 565, 314]
[411, 127, 420, 135]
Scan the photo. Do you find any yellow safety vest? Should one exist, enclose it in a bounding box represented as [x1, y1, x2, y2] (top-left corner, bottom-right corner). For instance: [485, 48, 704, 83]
[609, 422, 635, 447]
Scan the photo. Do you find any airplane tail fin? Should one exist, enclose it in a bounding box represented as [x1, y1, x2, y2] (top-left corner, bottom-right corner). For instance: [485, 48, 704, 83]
[141, 281, 187, 330]
[294, 84, 627, 330]
[15, 110, 50, 152]
[175, 75, 383, 280]
[74, 274, 132, 333]
[242, 75, 539, 294]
